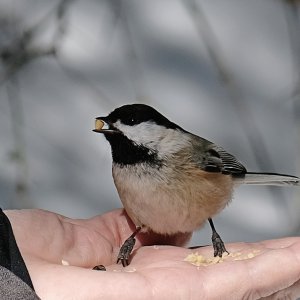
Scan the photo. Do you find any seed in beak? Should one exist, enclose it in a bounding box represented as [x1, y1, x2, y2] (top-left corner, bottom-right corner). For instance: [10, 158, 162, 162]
[95, 119, 104, 131]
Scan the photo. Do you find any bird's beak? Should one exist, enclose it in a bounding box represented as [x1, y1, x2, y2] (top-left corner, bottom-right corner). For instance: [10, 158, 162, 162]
[93, 117, 118, 134]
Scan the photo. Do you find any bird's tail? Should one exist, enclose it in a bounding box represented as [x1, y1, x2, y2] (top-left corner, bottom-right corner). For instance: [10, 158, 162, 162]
[234, 172, 300, 186]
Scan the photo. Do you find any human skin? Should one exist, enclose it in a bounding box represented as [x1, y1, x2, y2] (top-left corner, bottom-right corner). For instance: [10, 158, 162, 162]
[5, 208, 300, 300]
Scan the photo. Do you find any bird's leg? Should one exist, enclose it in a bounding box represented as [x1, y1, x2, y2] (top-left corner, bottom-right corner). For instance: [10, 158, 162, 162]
[117, 226, 142, 267]
[208, 218, 228, 257]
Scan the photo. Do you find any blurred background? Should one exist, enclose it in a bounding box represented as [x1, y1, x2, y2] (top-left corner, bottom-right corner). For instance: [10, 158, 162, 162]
[0, 0, 299, 246]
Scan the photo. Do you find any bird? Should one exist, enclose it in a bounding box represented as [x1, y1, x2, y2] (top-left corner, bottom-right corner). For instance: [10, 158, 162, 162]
[93, 103, 299, 267]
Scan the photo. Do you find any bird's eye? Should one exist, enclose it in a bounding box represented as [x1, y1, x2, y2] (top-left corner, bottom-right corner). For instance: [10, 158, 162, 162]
[124, 117, 137, 125]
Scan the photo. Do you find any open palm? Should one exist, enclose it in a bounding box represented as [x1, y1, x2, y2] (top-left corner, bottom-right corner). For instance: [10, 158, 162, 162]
[6, 208, 300, 300]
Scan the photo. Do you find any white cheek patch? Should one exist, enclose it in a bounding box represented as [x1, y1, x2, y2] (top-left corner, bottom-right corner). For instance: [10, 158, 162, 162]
[114, 120, 191, 158]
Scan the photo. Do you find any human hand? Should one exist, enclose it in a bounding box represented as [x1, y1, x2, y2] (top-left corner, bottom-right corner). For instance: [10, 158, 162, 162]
[5, 208, 300, 300]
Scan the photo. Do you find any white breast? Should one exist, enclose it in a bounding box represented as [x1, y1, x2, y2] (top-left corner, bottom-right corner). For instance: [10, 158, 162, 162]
[112, 162, 233, 235]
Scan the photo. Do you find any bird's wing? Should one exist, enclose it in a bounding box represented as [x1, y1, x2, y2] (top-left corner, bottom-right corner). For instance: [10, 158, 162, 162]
[212, 146, 247, 175]
[196, 142, 247, 175]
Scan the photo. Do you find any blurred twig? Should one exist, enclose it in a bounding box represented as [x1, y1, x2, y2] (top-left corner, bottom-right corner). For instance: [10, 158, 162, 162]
[52, 0, 116, 107]
[282, 0, 300, 107]
[105, 0, 147, 102]
[53, 0, 75, 50]
[104, 0, 122, 41]
[120, 2, 146, 100]
[54, 57, 117, 107]
[281, 0, 300, 231]
[0, 0, 75, 84]
[0, 34, 55, 84]
[0, 0, 74, 207]
[6, 77, 31, 208]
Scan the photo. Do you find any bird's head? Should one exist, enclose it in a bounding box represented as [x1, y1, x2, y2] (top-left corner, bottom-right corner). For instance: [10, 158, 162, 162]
[93, 104, 190, 165]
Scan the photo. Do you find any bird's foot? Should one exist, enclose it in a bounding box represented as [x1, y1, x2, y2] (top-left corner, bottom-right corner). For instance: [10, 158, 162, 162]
[212, 231, 228, 257]
[117, 236, 136, 267]
[117, 226, 142, 267]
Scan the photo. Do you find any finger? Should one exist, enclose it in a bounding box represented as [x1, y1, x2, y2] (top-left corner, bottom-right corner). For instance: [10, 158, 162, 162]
[58, 209, 142, 267]
[261, 278, 300, 299]
[198, 239, 300, 299]
[259, 236, 300, 249]
[246, 240, 300, 299]
[6, 209, 119, 268]
[5, 209, 67, 262]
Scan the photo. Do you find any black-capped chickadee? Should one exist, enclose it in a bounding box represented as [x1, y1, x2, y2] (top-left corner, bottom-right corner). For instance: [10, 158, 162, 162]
[93, 103, 299, 267]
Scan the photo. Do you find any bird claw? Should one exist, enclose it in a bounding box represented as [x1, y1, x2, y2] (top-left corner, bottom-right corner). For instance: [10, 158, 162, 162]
[212, 231, 228, 257]
[117, 236, 136, 267]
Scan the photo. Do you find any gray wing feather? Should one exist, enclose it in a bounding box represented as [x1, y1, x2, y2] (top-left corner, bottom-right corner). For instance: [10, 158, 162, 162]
[189, 135, 247, 175]
[203, 145, 247, 175]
